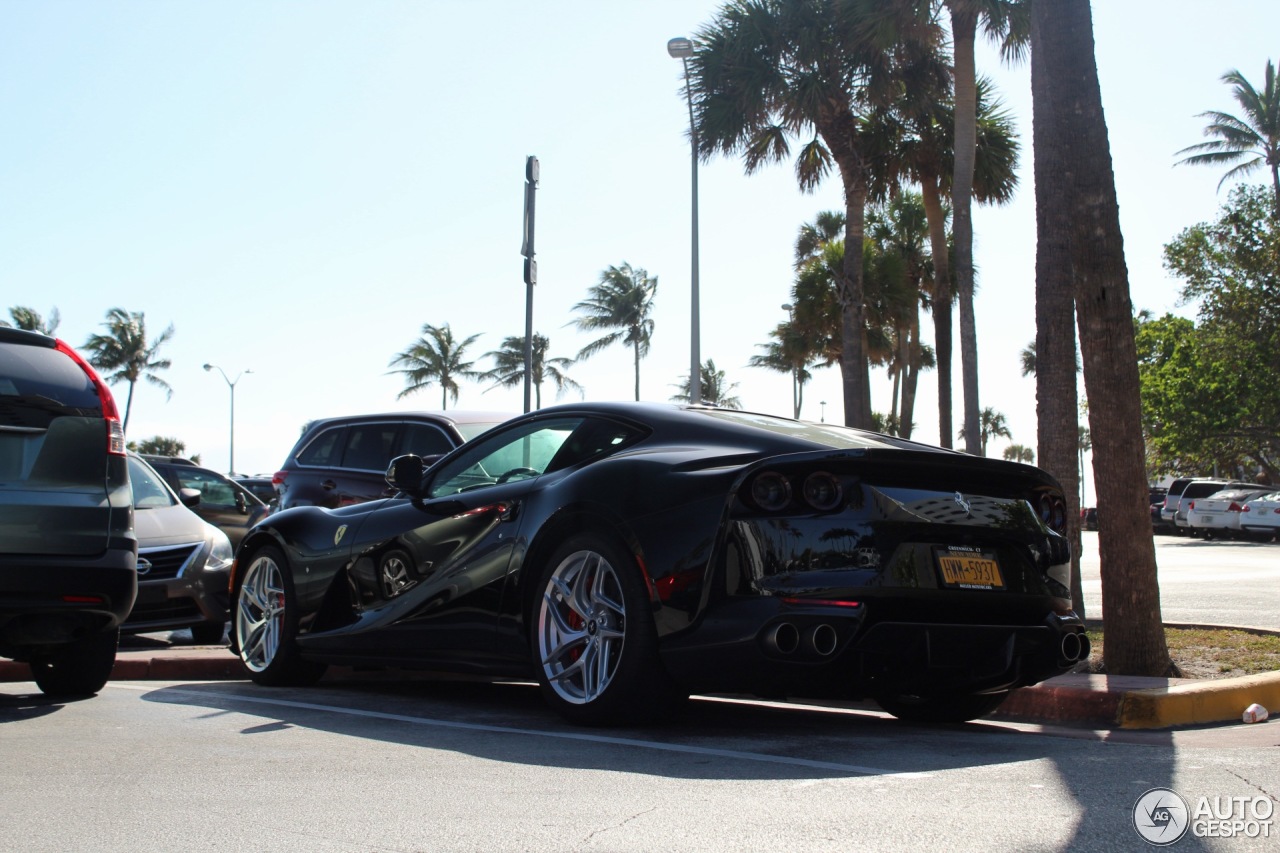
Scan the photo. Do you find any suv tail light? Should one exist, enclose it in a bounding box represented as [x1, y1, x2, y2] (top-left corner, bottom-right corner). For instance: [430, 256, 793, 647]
[271, 470, 288, 492]
[55, 339, 125, 455]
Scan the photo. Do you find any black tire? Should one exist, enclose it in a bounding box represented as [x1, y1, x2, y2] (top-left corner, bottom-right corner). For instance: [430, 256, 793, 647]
[874, 690, 1010, 723]
[31, 628, 119, 697]
[531, 533, 686, 725]
[189, 621, 227, 645]
[233, 545, 326, 687]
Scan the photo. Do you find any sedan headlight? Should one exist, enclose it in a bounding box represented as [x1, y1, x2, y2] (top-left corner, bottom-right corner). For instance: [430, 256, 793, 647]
[205, 525, 234, 571]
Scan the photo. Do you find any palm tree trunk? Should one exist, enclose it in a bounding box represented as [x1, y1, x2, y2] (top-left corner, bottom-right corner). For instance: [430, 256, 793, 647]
[920, 177, 953, 448]
[633, 340, 641, 401]
[1030, 14, 1085, 619]
[1033, 0, 1172, 676]
[900, 308, 921, 439]
[831, 166, 872, 428]
[950, 6, 981, 456]
[122, 381, 136, 435]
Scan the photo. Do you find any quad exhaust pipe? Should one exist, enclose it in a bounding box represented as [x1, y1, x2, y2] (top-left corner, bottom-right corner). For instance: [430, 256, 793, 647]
[763, 622, 839, 657]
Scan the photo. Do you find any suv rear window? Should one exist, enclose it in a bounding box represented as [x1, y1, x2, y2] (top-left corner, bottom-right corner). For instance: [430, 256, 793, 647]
[397, 422, 454, 457]
[296, 427, 346, 467]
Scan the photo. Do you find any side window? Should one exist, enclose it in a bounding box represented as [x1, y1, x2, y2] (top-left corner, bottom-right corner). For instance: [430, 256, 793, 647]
[177, 469, 237, 506]
[428, 418, 582, 497]
[341, 423, 399, 471]
[297, 427, 346, 467]
[397, 422, 455, 457]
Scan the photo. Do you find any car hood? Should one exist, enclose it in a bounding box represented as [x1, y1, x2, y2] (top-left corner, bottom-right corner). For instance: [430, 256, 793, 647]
[135, 502, 210, 547]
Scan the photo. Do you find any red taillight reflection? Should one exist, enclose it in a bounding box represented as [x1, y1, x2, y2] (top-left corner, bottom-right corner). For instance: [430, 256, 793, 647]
[780, 597, 862, 608]
[271, 470, 288, 487]
[62, 595, 105, 604]
[55, 338, 124, 455]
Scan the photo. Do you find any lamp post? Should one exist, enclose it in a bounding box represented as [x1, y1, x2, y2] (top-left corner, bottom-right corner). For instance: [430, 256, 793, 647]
[203, 364, 251, 476]
[668, 36, 701, 405]
[781, 303, 799, 419]
[820, 401, 827, 423]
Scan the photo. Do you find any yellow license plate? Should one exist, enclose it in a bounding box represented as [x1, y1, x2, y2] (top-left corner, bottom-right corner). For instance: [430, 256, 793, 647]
[936, 550, 1005, 589]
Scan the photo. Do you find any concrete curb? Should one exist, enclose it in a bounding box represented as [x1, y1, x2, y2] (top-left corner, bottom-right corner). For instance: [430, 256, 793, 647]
[0, 648, 245, 683]
[1117, 671, 1280, 729]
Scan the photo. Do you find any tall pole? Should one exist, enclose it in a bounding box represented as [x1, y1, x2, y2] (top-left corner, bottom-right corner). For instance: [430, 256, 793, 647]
[521, 156, 539, 414]
[669, 37, 701, 404]
[204, 364, 251, 476]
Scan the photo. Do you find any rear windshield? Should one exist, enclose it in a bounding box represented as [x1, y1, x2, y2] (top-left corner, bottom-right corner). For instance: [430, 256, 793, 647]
[0, 338, 101, 429]
[699, 409, 917, 451]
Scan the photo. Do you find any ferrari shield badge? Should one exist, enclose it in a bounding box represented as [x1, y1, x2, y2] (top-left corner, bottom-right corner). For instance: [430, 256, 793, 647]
[334, 524, 348, 546]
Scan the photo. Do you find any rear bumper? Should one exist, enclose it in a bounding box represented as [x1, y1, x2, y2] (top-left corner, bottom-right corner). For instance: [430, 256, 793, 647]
[658, 596, 1085, 700]
[0, 549, 138, 658]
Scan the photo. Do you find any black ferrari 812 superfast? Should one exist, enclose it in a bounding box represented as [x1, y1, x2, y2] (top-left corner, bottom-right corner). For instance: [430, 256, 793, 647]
[230, 402, 1086, 724]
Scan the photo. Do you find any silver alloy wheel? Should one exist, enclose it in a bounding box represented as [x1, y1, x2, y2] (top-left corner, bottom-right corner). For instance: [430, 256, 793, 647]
[537, 549, 626, 705]
[236, 553, 286, 673]
[380, 552, 412, 597]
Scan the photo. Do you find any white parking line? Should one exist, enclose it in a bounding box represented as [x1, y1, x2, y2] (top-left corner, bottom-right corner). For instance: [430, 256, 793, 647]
[112, 683, 933, 778]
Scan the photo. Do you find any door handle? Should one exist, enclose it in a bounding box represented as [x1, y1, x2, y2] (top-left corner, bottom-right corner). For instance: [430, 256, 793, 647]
[321, 479, 337, 491]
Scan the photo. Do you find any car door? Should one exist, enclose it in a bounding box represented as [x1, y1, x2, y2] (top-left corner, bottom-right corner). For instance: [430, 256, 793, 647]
[317, 417, 582, 666]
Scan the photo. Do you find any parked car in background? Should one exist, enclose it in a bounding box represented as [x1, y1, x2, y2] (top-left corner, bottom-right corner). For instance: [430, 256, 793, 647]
[127, 454, 234, 644]
[142, 455, 269, 548]
[1172, 479, 1254, 535]
[1185, 488, 1272, 539]
[1081, 507, 1098, 531]
[233, 475, 278, 507]
[1240, 491, 1280, 541]
[272, 411, 512, 510]
[232, 402, 1084, 725]
[0, 328, 137, 696]
[1160, 478, 1196, 530]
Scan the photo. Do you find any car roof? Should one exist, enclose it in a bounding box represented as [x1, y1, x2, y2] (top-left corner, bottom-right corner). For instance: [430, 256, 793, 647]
[305, 410, 513, 428]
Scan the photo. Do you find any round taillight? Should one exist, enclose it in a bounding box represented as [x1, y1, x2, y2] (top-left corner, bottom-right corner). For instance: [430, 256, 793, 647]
[802, 472, 843, 511]
[748, 472, 792, 512]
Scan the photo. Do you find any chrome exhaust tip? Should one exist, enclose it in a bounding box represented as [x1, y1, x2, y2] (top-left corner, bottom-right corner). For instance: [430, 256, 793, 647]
[806, 623, 839, 657]
[764, 622, 800, 655]
[1060, 631, 1084, 663]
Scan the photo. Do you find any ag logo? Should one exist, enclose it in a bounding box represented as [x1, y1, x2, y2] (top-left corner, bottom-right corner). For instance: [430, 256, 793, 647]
[1133, 787, 1190, 845]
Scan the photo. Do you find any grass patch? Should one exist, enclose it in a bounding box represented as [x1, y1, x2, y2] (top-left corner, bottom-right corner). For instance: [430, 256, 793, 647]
[1086, 627, 1280, 678]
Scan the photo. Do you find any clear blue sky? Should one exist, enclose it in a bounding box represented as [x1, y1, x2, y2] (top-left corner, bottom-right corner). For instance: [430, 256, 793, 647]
[2, 1, 1276, 498]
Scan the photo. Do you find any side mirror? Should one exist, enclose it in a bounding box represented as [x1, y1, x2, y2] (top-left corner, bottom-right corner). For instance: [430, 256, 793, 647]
[386, 454, 426, 498]
[235, 490, 248, 514]
[178, 487, 201, 508]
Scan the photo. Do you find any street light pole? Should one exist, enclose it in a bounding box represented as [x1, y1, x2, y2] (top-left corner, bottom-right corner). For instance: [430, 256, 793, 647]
[668, 36, 701, 405]
[203, 363, 251, 476]
[781, 303, 799, 419]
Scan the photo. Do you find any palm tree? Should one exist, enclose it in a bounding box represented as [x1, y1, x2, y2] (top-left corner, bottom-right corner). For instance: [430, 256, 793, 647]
[748, 321, 814, 418]
[1032, 0, 1171, 676]
[82, 308, 174, 434]
[387, 323, 482, 410]
[568, 263, 657, 401]
[1176, 60, 1280, 216]
[671, 359, 742, 408]
[963, 406, 1010, 456]
[2, 306, 60, 334]
[688, 0, 941, 429]
[479, 334, 582, 410]
[1002, 444, 1034, 463]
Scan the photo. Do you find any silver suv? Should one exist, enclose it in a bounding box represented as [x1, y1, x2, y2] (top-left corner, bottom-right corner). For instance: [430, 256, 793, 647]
[0, 328, 137, 696]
